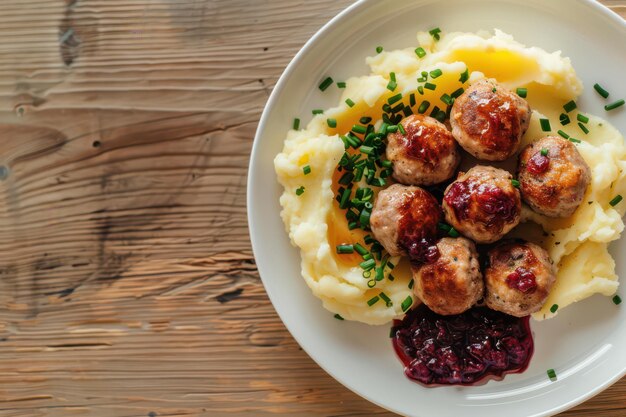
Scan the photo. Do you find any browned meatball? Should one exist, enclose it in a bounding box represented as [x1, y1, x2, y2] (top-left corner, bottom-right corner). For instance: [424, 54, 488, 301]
[484, 240, 556, 317]
[442, 166, 521, 243]
[450, 79, 531, 161]
[386, 114, 461, 186]
[518, 136, 591, 217]
[370, 184, 442, 259]
[412, 237, 484, 315]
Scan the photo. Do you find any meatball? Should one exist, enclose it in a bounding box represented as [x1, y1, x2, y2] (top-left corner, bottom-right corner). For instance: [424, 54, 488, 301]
[370, 184, 442, 259]
[412, 237, 484, 315]
[518, 136, 591, 217]
[442, 166, 521, 243]
[450, 78, 531, 161]
[484, 240, 556, 317]
[386, 114, 461, 186]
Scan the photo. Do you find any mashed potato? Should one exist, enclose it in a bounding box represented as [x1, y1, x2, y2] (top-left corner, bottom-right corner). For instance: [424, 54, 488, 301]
[275, 29, 625, 324]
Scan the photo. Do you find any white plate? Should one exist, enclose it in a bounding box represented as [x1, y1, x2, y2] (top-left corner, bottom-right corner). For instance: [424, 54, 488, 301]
[248, 1, 626, 416]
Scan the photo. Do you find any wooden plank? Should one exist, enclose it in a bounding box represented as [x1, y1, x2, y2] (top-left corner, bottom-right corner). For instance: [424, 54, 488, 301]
[0, 1, 623, 416]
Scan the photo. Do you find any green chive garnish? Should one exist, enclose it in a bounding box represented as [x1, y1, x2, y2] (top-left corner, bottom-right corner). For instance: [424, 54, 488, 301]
[550, 304, 559, 313]
[293, 118, 300, 130]
[415, 47, 426, 58]
[360, 116, 372, 124]
[319, 77, 333, 91]
[559, 113, 570, 125]
[296, 186, 305, 196]
[563, 100, 577, 112]
[448, 227, 459, 238]
[327, 118, 337, 128]
[312, 109, 323, 115]
[437, 222, 451, 232]
[345, 98, 355, 108]
[511, 179, 520, 188]
[376, 46, 383, 54]
[303, 165, 311, 175]
[605, 99, 625, 111]
[547, 369, 557, 380]
[492, 87, 497, 93]
[569, 137, 581, 144]
[354, 243, 369, 257]
[459, 68, 469, 83]
[375, 266, 384, 282]
[516, 87, 527, 98]
[352, 124, 367, 134]
[578, 122, 589, 134]
[441, 93, 453, 106]
[398, 123, 406, 135]
[424, 82, 436, 91]
[577, 114, 589, 123]
[359, 145, 374, 155]
[334, 314, 344, 320]
[336, 244, 354, 254]
[609, 195, 622, 207]
[418, 86, 424, 95]
[359, 209, 371, 227]
[557, 130, 570, 139]
[409, 93, 416, 107]
[367, 279, 376, 288]
[367, 295, 380, 306]
[387, 80, 397, 91]
[430, 69, 442, 79]
[429, 27, 441, 41]
[388, 93, 403, 105]
[593, 83, 609, 99]
[337, 81, 346, 88]
[613, 295, 622, 305]
[401, 296, 413, 312]
[360, 258, 376, 271]
[451, 87, 464, 98]
[540, 118, 551, 132]
[379, 292, 392, 307]
[541, 148, 548, 156]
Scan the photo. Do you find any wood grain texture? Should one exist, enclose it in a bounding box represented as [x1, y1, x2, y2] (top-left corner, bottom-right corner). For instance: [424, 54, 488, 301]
[0, 1, 623, 416]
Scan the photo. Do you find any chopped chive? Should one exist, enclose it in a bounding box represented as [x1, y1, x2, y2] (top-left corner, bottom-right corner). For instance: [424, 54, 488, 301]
[569, 137, 581, 144]
[451, 87, 464, 98]
[593, 83, 610, 99]
[293, 118, 300, 130]
[375, 266, 385, 282]
[398, 123, 406, 135]
[429, 27, 441, 41]
[359, 145, 375, 155]
[557, 130, 570, 139]
[401, 296, 413, 312]
[417, 76, 427, 83]
[434, 110, 445, 123]
[296, 186, 305, 196]
[359, 208, 371, 227]
[547, 369, 557, 380]
[334, 313, 344, 320]
[511, 179, 520, 188]
[516, 87, 527, 98]
[387, 80, 397, 91]
[337, 81, 346, 89]
[550, 304, 559, 313]
[338, 172, 354, 185]
[578, 122, 589, 134]
[437, 222, 451, 232]
[388, 93, 403, 105]
[345, 98, 355, 108]
[424, 82, 436, 90]
[376, 46, 383, 53]
[577, 113, 589, 123]
[360, 116, 372, 124]
[418, 100, 430, 114]
[312, 109, 324, 115]
[492, 87, 497, 93]
[354, 243, 369, 256]
[418, 86, 424, 95]
[386, 125, 398, 133]
[403, 106, 413, 117]
[339, 188, 351, 209]
[387, 261, 395, 269]
[391, 102, 404, 113]
[303, 165, 311, 175]
[327, 118, 337, 128]
[360, 258, 376, 271]
[379, 291, 392, 307]
[430, 105, 441, 118]
[563, 100, 577, 112]
[408, 280, 414, 289]
[539, 118, 551, 132]
[613, 295, 622, 305]
[348, 221, 358, 230]
[367, 295, 380, 306]
[605, 99, 625, 111]
[352, 124, 367, 134]
[415, 47, 426, 58]
[388, 274, 395, 282]
[541, 148, 548, 156]
[459, 68, 469, 83]
[559, 113, 570, 125]
[409, 93, 416, 107]
[318, 77, 334, 91]
[389, 72, 396, 82]
[336, 244, 354, 254]
[609, 195, 623, 207]
[440, 93, 453, 106]
[448, 227, 459, 238]
[430, 69, 443, 79]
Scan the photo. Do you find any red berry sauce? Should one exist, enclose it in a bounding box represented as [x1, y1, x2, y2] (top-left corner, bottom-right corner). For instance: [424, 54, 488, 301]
[506, 267, 537, 293]
[444, 180, 518, 227]
[391, 305, 533, 386]
[527, 153, 550, 174]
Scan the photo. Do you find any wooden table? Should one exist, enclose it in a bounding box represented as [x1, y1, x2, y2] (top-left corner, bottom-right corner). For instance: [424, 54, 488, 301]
[0, 1, 624, 416]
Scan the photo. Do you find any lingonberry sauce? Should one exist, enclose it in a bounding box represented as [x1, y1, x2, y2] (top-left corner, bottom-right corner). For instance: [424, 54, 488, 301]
[506, 267, 537, 293]
[391, 305, 533, 386]
[444, 180, 518, 227]
[527, 153, 550, 174]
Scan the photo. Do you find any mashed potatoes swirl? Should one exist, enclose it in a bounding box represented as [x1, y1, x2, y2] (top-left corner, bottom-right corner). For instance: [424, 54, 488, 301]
[275, 30, 625, 324]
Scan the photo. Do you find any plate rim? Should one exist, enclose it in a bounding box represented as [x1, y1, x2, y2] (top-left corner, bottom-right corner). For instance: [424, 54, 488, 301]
[247, 1, 626, 416]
